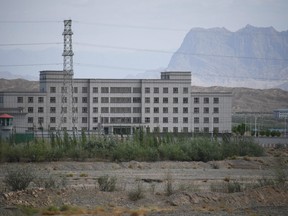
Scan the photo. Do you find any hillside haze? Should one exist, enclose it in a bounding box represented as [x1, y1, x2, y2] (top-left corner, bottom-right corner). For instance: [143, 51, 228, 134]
[168, 25, 288, 90]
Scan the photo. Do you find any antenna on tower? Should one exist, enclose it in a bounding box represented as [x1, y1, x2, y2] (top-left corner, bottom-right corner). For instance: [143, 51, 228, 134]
[58, 20, 77, 133]
[63, 20, 74, 74]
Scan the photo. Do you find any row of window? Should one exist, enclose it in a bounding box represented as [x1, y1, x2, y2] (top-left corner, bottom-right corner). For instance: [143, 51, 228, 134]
[28, 116, 219, 125]
[193, 97, 219, 104]
[49, 86, 190, 94]
[26, 106, 220, 115]
[28, 126, 219, 134]
[17, 97, 44, 103]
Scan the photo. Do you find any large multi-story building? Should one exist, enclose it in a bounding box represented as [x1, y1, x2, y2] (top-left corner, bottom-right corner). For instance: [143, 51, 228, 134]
[0, 70, 232, 135]
[0, 20, 232, 136]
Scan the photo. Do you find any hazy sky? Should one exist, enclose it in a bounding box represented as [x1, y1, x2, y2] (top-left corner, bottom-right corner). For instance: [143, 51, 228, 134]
[0, 0, 288, 79]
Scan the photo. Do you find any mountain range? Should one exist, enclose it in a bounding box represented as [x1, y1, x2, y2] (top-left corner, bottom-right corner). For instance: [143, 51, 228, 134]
[167, 25, 288, 90]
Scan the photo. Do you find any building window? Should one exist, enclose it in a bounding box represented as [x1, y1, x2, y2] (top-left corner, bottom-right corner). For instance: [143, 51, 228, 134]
[163, 127, 168, 133]
[101, 107, 109, 113]
[194, 127, 200, 133]
[50, 117, 56, 123]
[50, 107, 56, 113]
[82, 107, 88, 113]
[110, 87, 131, 93]
[93, 87, 98, 93]
[73, 87, 78, 93]
[173, 117, 178, 123]
[93, 117, 98, 123]
[61, 117, 67, 123]
[50, 97, 56, 103]
[163, 117, 168, 123]
[17, 97, 23, 103]
[82, 97, 88, 103]
[154, 107, 159, 113]
[204, 107, 209, 114]
[38, 97, 44, 103]
[163, 107, 168, 113]
[93, 97, 98, 103]
[213, 107, 219, 113]
[183, 127, 188, 133]
[183, 97, 188, 104]
[173, 127, 178, 133]
[145, 107, 150, 113]
[213, 97, 219, 104]
[173, 107, 178, 113]
[183, 117, 188, 124]
[194, 97, 199, 104]
[82, 87, 88, 93]
[133, 117, 141, 123]
[213, 117, 219, 124]
[133, 87, 141, 93]
[163, 97, 168, 103]
[101, 87, 109, 93]
[133, 107, 141, 113]
[82, 117, 88, 123]
[61, 87, 67, 93]
[204, 97, 209, 104]
[145, 97, 150, 103]
[101, 97, 109, 103]
[204, 117, 209, 123]
[154, 87, 159, 93]
[62, 97, 67, 103]
[183, 107, 188, 113]
[73, 97, 78, 103]
[154, 127, 160, 133]
[145, 117, 150, 123]
[194, 117, 199, 124]
[173, 97, 178, 104]
[101, 117, 109, 123]
[28, 107, 33, 113]
[28, 117, 33, 123]
[194, 107, 199, 113]
[72, 117, 78, 123]
[61, 107, 67, 113]
[38, 107, 44, 113]
[183, 87, 188, 94]
[110, 97, 131, 103]
[154, 117, 159, 123]
[204, 127, 209, 133]
[154, 97, 159, 103]
[173, 87, 178, 94]
[50, 87, 56, 93]
[133, 97, 141, 103]
[163, 87, 168, 93]
[93, 107, 98, 113]
[213, 127, 219, 133]
[145, 87, 150, 93]
[72, 107, 78, 113]
[28, 97, 33, 103]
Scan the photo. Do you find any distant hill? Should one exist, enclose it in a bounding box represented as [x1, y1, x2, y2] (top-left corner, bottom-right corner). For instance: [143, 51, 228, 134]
[0, 79, 39, 92]
[168, 25, 288, 90]
[0, 79, 287, 113]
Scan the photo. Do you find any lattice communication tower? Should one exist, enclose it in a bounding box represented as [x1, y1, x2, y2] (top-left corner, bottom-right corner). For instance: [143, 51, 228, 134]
[59, 20, 77, 132]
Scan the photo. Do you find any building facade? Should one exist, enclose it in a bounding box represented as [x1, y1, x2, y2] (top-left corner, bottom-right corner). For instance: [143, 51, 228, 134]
[0, 70, 232, 135]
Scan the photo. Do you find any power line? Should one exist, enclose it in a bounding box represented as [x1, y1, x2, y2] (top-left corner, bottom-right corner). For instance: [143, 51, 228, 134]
[0, 20, 61, 24]
[0, 63, 62, 67]
[0, 42, 62, 47]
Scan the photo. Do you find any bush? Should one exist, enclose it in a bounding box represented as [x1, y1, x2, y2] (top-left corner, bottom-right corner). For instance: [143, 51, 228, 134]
[128, 181, 145, 201]
[98, 175, 117, 192]
[4, 165, 36, 191]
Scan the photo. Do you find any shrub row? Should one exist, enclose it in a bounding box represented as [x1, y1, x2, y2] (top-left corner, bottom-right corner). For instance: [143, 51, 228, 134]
[0, 133, 264, 162]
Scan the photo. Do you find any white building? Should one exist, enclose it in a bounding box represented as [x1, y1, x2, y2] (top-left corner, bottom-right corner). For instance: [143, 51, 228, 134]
[0, 70, 232, 135]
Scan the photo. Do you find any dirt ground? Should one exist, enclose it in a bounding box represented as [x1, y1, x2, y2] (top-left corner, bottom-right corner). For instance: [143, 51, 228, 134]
[0, 148, 288, 216]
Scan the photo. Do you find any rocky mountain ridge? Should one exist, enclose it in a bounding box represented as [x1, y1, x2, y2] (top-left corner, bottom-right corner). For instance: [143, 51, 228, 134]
[168, 25, 288, 90]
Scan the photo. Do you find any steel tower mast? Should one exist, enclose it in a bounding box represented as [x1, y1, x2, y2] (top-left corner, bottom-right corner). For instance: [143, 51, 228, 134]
[59, 20, 77, 132]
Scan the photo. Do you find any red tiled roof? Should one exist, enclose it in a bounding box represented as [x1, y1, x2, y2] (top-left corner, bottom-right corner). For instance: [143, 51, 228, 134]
[0, 114, 13, 118]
